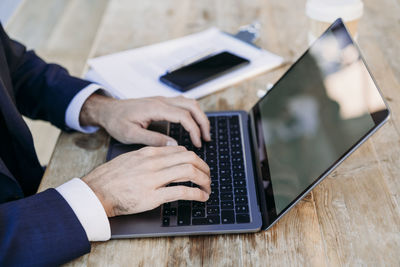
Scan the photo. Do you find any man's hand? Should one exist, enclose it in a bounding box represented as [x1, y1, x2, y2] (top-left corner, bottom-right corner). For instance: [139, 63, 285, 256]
[79, 94, 211, 147]
[82, 145, 211, 217]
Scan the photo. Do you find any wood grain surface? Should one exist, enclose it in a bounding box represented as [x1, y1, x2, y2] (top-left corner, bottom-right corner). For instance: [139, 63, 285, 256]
[8, 0, 400, 266]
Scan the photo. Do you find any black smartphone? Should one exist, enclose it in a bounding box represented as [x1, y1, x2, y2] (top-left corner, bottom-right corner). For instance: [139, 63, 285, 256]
[159, 51, 250, 92]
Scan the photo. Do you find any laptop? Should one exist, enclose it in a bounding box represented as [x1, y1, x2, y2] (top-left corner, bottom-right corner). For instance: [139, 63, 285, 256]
[106, 19, 390, 238]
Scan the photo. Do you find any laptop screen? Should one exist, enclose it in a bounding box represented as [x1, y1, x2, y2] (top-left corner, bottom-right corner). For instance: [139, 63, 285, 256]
[251, 19, 388, 221]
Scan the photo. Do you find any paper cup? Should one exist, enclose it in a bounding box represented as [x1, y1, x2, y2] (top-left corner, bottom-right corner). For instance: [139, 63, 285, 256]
[306, 0, 364, 44]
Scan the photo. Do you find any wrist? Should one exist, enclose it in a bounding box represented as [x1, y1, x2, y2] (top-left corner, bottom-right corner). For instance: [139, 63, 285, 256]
[81, 175, 115, 217]
[80, 93, 115, 128]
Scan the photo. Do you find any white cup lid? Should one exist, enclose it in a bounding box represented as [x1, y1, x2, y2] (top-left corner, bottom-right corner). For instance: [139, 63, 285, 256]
[306, 0, 364, 22]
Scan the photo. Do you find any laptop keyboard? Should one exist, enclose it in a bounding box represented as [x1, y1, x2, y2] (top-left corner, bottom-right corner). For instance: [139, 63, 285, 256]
[161, 115, 250, 226]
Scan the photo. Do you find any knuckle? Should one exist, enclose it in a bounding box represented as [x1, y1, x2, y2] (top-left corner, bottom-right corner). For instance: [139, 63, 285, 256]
[181, 110, 191, 120]
[187, 151, 198, 161]
[184, 164, 197, 176]
[192, 99, 200, 108]
[176, 145, 187, 151]
[193, 188, 203, 198]
[206, 174, 211, 185]
[178, 187, 189, 198]
[141, 146, 157, 156]
[199, 173, 211, 186]
[177, 145, 187, 151]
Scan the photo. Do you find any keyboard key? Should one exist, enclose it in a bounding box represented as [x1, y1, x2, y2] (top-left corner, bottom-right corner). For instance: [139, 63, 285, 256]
[206, 216, 220, 224]
[219, 154, 230, 162]
[220, 176, 232, 185]
[235, 205, 249, 214]
[192, 218, 207, 225]
[210, 167, 218, 178]
[229, 116, 239, 124]
[210, 188, 219, 197]
[234, 179, 246, 188]
[170, 208, 177, 216]
[220, 161, 230, 169]
[162, 217, 170, 226]
[219, 169, 231, 176]
[220, 184, 232, 192]
[230, 123, 239, 130]
[206, 151, 216, 158]
[231, 136, 241, 143]
[236, 214, 250, 223]
[205, 142, 216, 149]
[231, 150, 242, 157]
[210, 180, 219, 188]
[207, 158, 217, 165]
[218, 134, 228, 141]
[163, 208, 171, 216]
[232, 157, 243, 164]
[221, 201, 234, 209]
[221, 210, 235, 224]
[230, 129, 240, 136]
[235, 196, 248, 204]
[219, 147, 229, 153]
[234, 188, 247, 195]
[232, 164, 244, 172]
[233, 171, 245, 180]
[206, 197, 219, 206]
[193, 201, 205, 208]
[221, 193, 233, 201]
[207, 206, 220, 215]
[218, 140, 229, 147]
[192, 209, 205, 217]
[218, 118, 227, 126]
[178, 206, 191, 225]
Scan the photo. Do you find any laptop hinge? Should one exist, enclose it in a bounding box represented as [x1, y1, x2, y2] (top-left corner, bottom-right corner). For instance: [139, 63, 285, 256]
[247, 112, 270, 230]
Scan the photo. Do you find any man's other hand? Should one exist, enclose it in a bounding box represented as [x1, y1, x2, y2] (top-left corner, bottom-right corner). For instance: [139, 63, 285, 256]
[82, 146, 211, 217]
[79, 94, 211, 147]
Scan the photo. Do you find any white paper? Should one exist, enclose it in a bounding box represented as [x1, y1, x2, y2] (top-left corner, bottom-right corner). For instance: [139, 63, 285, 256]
[87, 28, 283, 99]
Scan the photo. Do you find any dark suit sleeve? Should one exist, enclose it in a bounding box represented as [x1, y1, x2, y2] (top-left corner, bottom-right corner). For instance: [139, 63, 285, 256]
[0, 24, 91, 130]
[0, 188, 91, 266]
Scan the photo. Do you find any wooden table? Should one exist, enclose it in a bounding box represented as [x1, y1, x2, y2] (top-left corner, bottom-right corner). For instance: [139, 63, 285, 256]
[8, 0, 400, 265]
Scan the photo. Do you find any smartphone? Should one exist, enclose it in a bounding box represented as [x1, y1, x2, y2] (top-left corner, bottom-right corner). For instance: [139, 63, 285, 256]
[159, 51, 250, 92]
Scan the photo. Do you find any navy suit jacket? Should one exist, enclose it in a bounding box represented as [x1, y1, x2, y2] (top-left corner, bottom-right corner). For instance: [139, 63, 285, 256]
[0, 24, 93, 266]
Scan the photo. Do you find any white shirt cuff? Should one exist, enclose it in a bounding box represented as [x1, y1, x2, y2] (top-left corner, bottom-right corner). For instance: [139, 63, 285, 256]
[56, 178, 111, 241]
[65, 84, 103, 133]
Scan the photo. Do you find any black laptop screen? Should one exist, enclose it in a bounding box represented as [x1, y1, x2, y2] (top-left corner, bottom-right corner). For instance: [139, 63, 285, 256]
[252, 20, 388, 219]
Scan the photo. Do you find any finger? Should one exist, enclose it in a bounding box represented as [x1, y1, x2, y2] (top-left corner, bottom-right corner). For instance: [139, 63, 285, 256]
[151, 150, 210, 175]
[135, 145, 187, 157]
[156, 163, 211, 194]
[149, 102, 202, 147]
[128, 124, 178, 147]
[164, 97, 211, 141]
[156, 186, 210, 204]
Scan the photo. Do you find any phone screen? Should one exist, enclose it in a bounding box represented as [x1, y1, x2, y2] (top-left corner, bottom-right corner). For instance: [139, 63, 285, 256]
[159, 51, 250, 92]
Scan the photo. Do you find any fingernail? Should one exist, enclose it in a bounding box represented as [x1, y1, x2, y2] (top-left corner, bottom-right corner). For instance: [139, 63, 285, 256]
[166, 139, 178, 146]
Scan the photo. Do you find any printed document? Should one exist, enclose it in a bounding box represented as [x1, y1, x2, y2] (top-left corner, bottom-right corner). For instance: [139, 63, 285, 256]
[87, 27, 283, 99]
